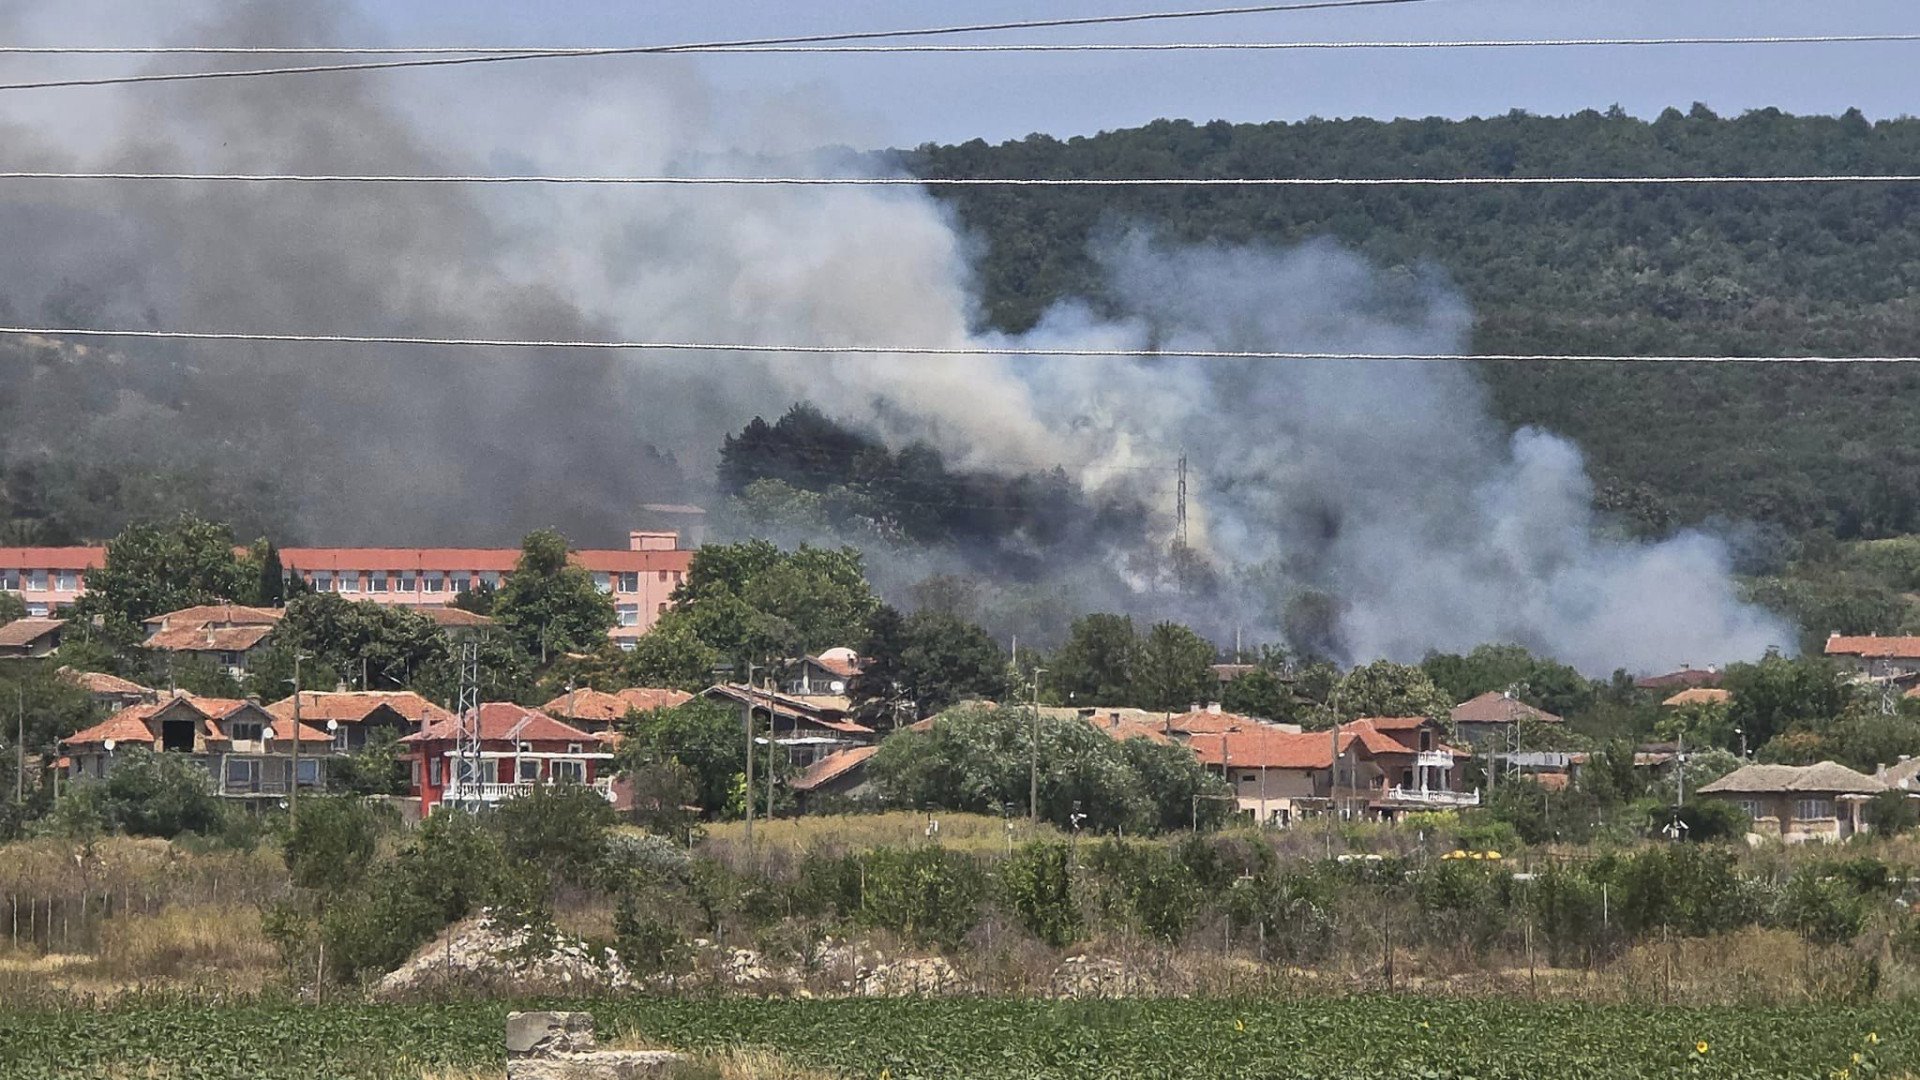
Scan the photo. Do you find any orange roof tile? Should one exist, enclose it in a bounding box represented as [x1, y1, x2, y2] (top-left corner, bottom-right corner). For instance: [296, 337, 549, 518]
[64, 704, 163, 747]
[1191, 729, 1352, 770]
[0, 546, 103, 571]
[415, 606, 493, 628]
[618, 687, 692, 713]
[1662, 687, 1732, 707]
[59, 669, 152, 697]
[790, 746, 879, 792]
[142, 604, 283, 629]
[0, 617, 64, 648]
[1163, 709, 1265, 735]
[1450, 691, 1563, 725]
[1825, 635, 1920, 659]
[542, 688, 637, 724]
[266, 691, 453, 727]
[402, 702, 598, 745]
[146, 624, 276, 653]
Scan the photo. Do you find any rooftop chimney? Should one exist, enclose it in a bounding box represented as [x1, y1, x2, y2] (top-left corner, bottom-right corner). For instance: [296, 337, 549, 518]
[1207, 702, 1222, 715]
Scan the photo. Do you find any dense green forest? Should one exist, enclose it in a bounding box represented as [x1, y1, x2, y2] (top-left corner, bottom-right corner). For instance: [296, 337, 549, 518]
[905, 105, 1920, 541]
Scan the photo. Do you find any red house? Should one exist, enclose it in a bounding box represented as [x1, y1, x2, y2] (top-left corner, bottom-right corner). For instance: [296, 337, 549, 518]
[400, 702, 614, 814]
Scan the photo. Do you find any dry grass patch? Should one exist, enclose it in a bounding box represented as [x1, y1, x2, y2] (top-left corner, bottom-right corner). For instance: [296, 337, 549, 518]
[704, 810, 1056, 858]
[91, 903, 278, 983]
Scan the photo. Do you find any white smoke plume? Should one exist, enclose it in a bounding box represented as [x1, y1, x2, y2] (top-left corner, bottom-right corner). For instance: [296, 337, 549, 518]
[0, 2, 1791, 674]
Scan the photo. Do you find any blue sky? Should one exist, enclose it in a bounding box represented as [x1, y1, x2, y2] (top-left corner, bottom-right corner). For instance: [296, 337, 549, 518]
[366, 0, 1920, 146]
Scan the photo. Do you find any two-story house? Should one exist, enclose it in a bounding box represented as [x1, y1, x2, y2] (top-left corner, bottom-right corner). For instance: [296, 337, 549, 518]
[0, 547, 99, 615]
[266, 690, 453, 753]
[702, 683, 876, 770]
[1824, 634, 1920, 681]
[0, 617, 65, 659]
[143, 604, 283, 678]
[401, 702, 614, 814]
[61, 692, 333, 802]
[541, 687, 692, 734]
[1189, 716, 1475, 826]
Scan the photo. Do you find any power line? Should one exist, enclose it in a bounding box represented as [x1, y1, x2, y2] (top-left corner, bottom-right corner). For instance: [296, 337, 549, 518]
[8, 171, 1920, 187]
[5, 325, 1918, 362]
[3, 33, 1914, 56]
[0, 0, 1442, 92]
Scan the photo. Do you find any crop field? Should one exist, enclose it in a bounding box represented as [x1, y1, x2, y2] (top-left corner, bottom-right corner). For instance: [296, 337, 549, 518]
[0, 995, 1912, 1079]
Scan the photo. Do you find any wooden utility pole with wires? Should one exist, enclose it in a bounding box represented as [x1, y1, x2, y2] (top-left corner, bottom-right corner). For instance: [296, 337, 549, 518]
[1029, 667, 1046, 823]
[15, 685, 24, 805]
[289, 653, 303, 822]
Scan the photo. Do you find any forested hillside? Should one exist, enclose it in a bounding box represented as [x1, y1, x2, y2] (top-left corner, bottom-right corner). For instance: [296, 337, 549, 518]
[906, 106, 1920, 541]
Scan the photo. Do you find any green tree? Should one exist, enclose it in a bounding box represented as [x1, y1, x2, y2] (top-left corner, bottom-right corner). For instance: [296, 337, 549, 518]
[255, 541, 286, 608]
[1723, 651, 1856, 749]
[283, 796, 382, 891]
[1219, 669, 1297, 722]
[493, 529, 617, 662]
[854, 609, 1009, 722]
[84, 748, 225, 838]
[1421, 643, 1596, 718]
[1132, 622, 1216, 713]
[74, 515, 248, 631]
[490, 782, 618, 889]
[617, 699, 746, 819]
[670, 540, 880, 662]
[326, 729, 411, 796]
[0, 591, 24, 624]
[622, 616, 721, 691]
[1047, 613, 1140, 706]
[1333, 660, 1453, 726]
[273, 594, 444, 691]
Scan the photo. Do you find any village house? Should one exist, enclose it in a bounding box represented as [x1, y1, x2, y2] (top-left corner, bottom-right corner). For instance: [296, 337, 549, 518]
[401, 702, 614, 814]
[0, 547, 98, 615]
[1158, 704, 1301, 740]
[1449, 691, 1563, 747]
[541, 687, 692, 734]
[1634, 666, 1723, 692]
[1823, 634, 1920, 680]
[783, 647, 863, 697]
[0, 616, 65, 659]
[142, 604, 283, 678]
[1662, 687, 1732, 708]
[61, 692, 333, 802]
[790, 745, 880, 810]
[1189, 716, 1475, 826]
[1696, 761, 1888, 841]
[1878, 756, 1920, 792]
[702, 683, 876, 770]
[59, 668, 156, 710]
[267, 691, 453, 753]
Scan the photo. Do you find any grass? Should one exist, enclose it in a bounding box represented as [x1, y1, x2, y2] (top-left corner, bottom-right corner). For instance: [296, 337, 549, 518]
[702, 811, 1059, 857]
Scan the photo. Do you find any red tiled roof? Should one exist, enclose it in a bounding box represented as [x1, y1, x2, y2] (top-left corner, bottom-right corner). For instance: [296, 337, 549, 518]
[64, 704, 164, 747]
[59, 669, 153, 697]
[415, 606, 493, 628]
[0, 617, 64, 647]
[143, 604, 283, 629]
[1163, 709, 1263, 735]
[146, 624, 276, 653]
[619, 687, 691, 712]
[1825, 635, 1920, 659]
[1450, 691, 1563, 726]
[65, 694, 325, 746]
[0, 547, 103, 571]
[790, 746, 878, 792]
[279, 547, 691, 575]
[1355, 716, 1432, 732]
[809, 651, 862, 679]
[402, 702, 599, 745]
[266, 691, 454, 726]
[1191, 729, 1352, 770]
[1662, 687, 1732, 707]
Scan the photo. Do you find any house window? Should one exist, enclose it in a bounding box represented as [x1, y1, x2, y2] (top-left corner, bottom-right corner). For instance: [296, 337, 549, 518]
[410, 760, 423, 788]
[657, 602, 668, 615]
[398, 572, 417, 592]
[672, 572, 683, 584]
[480, 571, 501, 588]
[429, 758, 442, 785]
[567, 743, 583, 754]
[56, 570, 76, 591]
[616, 572, 638, 592]
[26, 604, 46, 617]
[518, 758, 540, 782]
[312, 572, 333, 592]
[616, 604, 640, 627]
[25, 569, 46, 590]
[333, 727, 350, 752]
[297, 759, 321, 785]
[516, 741, 533, 754]
[1736, 799, 1760, 818]
[1795, 798, 1834, 821]
[369, 572, 388, 593]
[0, 570, 16, 590]
[1239, 772, 1258, 784]
[225, 758, 256, 788]
[657, 570, 670, 582]
[339, 573, 359, 593]
[592, 572, 612, 593]
[228, 720, 262, 742]
[552, 760, 585, 783]
[1419, 730, 1433, 751]
[423, 571, 444, 593]
[452, 572, 472, 593]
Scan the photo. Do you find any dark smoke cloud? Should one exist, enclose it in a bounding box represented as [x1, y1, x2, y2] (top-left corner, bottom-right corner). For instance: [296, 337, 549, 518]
[0, 2, 1790, 673]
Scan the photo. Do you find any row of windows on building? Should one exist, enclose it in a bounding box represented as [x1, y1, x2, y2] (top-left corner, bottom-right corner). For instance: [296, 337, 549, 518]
[0, 569, 81, 591]
[301, 569, 683, 595]
[1735, 797, 1836, 820]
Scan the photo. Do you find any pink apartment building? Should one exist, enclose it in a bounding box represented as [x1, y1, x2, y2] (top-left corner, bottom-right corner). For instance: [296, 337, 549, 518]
[0, 530, 691, 644]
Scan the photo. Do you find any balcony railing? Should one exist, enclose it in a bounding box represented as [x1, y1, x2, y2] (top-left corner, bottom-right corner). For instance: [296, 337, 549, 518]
[1383, 786, 1480, 807]
[1413, 750, 1455, 768]
[442, 779, 615, 804]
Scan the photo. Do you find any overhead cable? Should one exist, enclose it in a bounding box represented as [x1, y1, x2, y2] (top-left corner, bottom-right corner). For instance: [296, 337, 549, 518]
[0, 0, 1442, 92]
[4, 171, 1919, 187]
[4, 33, 1915, 56]
[4, 326, 1916, 363]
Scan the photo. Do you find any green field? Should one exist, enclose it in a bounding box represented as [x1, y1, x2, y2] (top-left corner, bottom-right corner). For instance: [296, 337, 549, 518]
[0, 996, 1911, 1080]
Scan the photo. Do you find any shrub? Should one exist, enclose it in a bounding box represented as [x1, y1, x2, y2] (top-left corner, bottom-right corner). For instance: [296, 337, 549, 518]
[999, 841, 1080, 947]
[1079, 839, 1204, 943]
[855, 846, 987, 948]
[1773, 868, 1868, 945]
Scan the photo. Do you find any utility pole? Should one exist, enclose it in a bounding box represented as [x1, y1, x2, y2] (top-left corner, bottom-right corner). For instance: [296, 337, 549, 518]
[742, 661, 756, 850]
[1028, 667, 1046, 824]
[15, 685, 24, 805]
[765, 672, 776, 825]
[289, 652, 302, 823]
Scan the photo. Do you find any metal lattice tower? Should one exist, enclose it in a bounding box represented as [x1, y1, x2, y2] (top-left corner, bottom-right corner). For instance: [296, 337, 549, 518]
[453, 639, 482, 811]
[1175, 452, 1189, 547]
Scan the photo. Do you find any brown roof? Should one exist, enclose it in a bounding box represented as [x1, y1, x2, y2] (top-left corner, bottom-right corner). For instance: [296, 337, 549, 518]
[1825, 635, 1920, 660]
[142, 604, 283, 630]
[790, 746, 878, 792]
[266, 691, 454, 727]
[1697, 761, 1887, 796]
[402, 702, 602, 745]
[146, 624, 276, 653]
[1634, 668, 1723, 690]
[1191, 729, 1353, 770]
[415, 606, 493, 628]
[1164, 709, 1266, 735]
[59, 669, 153, 697]
[541, 687, 690, 723]
[618, 687, 692, 712]
[1450, 691, 1563, 726]
[1878, 757, 1920, 789]
[65, 694, 327, 747]
[1356, 716, 1434, 732]
[808, 650, 862, 680]
[703, 684, 874, 736]
[1662, 687, 1732, 707]
[0, 617, 65, 648]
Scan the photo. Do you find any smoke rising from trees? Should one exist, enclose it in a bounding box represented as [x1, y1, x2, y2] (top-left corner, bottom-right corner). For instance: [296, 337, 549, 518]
[0, 1, 1789, 673]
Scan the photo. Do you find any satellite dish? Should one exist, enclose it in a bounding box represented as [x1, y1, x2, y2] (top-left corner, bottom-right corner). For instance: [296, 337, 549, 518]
[103, 739, 116, 752]
[325, 719, 339, 732]
[829, 680, 846, 694]
[262, 725, 277, 742]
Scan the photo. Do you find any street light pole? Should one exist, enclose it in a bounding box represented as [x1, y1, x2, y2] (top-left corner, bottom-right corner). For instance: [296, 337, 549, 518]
[289, 652, 303, 823]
